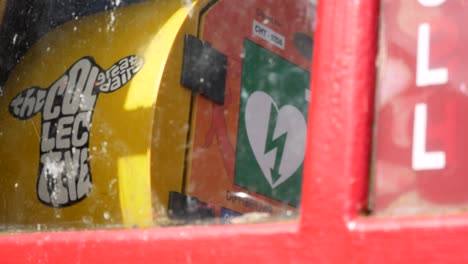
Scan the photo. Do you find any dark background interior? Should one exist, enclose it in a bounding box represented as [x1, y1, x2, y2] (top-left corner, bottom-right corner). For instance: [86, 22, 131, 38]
[0, 0, 145, 86]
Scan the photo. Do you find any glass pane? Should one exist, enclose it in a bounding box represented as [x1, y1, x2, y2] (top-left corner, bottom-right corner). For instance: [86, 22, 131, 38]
[0, 0, 316, 231]
[371, 0, 467, 216]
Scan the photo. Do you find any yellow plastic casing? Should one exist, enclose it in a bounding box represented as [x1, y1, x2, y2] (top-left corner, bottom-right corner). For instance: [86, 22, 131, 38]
[0, 0, 209, 230]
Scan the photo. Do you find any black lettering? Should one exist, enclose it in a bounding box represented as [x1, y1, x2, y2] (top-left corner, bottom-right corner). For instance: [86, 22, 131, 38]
[34, 89, 46, 114]
[41, 121, 56, 152]
[20, 88, 36, 118]
[110, 76, 122, 91]
[119, 57, 129, 71]
[110, 64, 119, 77]
[44, 75, 67, 121]
[56, 116, 74, 149]
[72, 111, 91, 147]
[10, 92, 25, 117]
[255, 25, 266, 36]
[63, 148, 81, 201]
[96, 72, 111, 93]
[121, 69, 128, 84]
[80, 66, 99, 111]
[38, 151, 69, 206]
[77, 148, 91, 198]
[63, 59, 91, 115]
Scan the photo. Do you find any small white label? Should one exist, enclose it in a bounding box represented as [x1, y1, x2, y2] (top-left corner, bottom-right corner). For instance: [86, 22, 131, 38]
[252, 20, 285, 50]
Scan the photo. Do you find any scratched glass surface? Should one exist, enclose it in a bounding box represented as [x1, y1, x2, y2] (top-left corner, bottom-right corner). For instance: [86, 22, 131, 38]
[370, 0, 468, 216]
[0, 0, 315, 232]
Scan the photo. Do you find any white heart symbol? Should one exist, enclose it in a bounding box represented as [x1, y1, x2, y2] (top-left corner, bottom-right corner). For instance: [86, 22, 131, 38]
[245, 91, 307, 188]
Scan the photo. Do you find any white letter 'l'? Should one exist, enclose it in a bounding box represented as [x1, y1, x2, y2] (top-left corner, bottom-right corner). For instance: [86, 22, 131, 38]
[416, 23, 448, 87]
[412, 103, 446, 170]
[418, 0, 446, 7]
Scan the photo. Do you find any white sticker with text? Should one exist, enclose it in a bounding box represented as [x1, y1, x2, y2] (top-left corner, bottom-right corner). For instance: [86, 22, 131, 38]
[252, 20, 285, 50]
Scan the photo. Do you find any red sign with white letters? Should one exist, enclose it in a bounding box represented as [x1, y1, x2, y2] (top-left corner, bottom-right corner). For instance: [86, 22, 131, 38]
[372, 0, 468, 215]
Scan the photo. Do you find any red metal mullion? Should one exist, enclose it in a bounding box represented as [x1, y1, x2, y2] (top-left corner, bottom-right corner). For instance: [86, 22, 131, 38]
[303, 0, 468, 263]
[298, 0, 380, 261]
[301, 0, 379, 227]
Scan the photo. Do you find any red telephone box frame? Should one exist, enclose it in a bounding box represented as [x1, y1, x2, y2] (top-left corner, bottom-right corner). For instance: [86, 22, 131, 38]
[1, 0, 465, 263]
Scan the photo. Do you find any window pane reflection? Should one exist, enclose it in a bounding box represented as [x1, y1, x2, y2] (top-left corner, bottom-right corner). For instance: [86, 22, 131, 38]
[0, 0, 315, 231]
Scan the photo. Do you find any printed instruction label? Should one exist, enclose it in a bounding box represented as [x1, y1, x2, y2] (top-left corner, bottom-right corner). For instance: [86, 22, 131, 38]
[252, 20, 285, 50]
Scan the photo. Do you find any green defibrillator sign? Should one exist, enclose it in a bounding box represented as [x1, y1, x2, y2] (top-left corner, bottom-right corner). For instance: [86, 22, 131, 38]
[234, 39, 310, 207]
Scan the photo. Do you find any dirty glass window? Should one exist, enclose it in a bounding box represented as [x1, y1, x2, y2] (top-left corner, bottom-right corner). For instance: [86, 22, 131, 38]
[0, 0, 315, 231]
[371, 0, 468, 216]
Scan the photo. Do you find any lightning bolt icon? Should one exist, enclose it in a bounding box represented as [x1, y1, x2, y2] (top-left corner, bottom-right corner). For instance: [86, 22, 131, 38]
[264, 103, 288, 184]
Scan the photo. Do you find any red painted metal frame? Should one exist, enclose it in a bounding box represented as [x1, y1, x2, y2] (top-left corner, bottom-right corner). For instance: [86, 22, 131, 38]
[1, 0, 463, 263]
